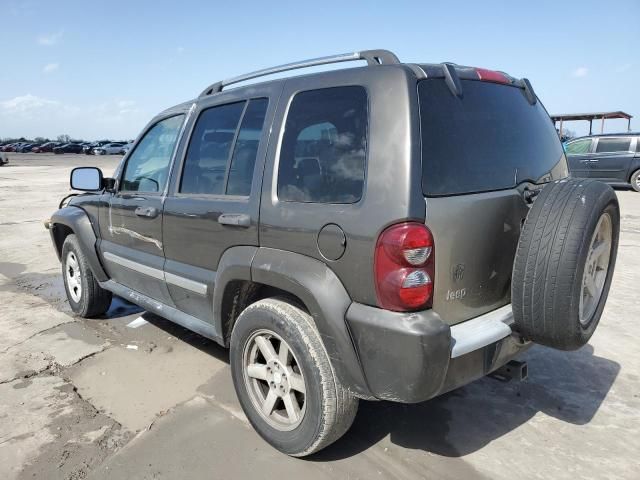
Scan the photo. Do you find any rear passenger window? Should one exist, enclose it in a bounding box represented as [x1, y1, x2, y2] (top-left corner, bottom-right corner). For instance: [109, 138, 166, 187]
[277, 86, 367, 203]
[595, 138, 631, 153]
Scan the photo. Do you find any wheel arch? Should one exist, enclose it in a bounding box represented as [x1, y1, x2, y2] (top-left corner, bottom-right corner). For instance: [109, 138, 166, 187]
[214, 246, 372, 398]
[49, 206, 109, 282]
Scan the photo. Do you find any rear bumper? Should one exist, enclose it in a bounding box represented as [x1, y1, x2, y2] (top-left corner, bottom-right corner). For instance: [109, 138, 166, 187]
[346, 303, 528, 403]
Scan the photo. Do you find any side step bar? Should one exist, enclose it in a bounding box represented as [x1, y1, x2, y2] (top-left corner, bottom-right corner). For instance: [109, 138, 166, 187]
[99, 280, 222, 344]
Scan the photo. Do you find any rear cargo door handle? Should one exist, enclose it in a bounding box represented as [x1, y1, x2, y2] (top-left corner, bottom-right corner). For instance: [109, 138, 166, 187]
[218, 213, 251, 228]
[134, 206, 158, 218]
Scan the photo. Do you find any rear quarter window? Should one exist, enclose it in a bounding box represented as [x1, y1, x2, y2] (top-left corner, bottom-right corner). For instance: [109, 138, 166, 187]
[277, 86, 367, 204]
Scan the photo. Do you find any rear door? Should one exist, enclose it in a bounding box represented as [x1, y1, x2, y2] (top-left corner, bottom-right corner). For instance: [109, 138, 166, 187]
[565, 137, 594, 179]
[589, 136, 635, 182]
[161, 84, 278, 325]
[418, 78, 567, 325]
[100, 114, 185, 305]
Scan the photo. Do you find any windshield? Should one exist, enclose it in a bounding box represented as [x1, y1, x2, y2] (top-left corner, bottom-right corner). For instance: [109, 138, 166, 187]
[419, 79, 565, 196]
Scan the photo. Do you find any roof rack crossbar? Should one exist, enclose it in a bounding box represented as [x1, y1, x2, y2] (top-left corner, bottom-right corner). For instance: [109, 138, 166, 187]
[199, 49, 400, 97]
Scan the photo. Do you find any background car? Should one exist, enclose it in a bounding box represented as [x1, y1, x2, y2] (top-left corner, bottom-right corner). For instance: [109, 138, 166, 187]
[53, 143, 85, 154]
[565, 133, 640, 191]
[31, 142, 58, 153]
[4, 143, 22, 152]
[16, 143, 36, 153]
[119, 141, 134, 155]
[83, 140, 110, 155]
[93, 142, 125, 155]
[32, 142, 60, 153]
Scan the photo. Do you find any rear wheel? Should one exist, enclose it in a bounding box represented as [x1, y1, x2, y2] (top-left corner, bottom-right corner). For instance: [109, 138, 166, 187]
[630, 169, 640, 192]
[61, 234, 112, 318]
[230, 298, 358, 456]
[512, 179, 619, 350]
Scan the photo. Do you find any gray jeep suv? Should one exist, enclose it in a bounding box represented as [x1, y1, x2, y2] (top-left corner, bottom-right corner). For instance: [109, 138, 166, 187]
[46, 50, 620, 456]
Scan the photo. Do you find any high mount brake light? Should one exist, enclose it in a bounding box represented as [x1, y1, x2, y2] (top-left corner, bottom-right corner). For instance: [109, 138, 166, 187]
[475, 67, 510, 84]
[374, 222, 435, 311]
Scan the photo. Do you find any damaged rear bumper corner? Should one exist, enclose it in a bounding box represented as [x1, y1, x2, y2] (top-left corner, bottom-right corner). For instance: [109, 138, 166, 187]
[345, 302, 527, 403]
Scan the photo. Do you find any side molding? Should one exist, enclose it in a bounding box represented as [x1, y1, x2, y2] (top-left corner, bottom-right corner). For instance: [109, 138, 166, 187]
[50, 207, 109, 282]
[250, 248, 372, 398]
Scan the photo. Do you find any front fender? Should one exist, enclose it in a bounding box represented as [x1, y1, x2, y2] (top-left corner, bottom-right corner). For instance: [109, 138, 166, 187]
[49, 206, 109, 282]
[250, 247, 372, 398]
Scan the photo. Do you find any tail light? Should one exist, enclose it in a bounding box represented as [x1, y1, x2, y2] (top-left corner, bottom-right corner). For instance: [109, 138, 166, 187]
[374, 222, 435, 311]
[475, 67, 510, 84]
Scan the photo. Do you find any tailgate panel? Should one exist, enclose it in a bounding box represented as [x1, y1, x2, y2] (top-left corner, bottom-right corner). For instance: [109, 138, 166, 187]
[425, 190, 529, 325]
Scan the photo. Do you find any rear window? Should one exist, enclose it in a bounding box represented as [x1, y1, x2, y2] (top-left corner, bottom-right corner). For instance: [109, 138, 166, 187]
[419, 79, 564, 196]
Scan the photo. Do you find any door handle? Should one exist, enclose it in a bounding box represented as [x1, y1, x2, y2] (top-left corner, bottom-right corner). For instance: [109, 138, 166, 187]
[218, 213, 251, 227]
[135, 206, 159, 218]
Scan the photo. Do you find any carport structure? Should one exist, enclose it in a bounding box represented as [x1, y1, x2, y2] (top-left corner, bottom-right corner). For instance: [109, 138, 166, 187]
[551, 111, 633, 137]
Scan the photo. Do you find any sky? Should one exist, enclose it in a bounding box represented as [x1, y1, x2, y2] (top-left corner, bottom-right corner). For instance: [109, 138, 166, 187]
[0, 0, 638, 140]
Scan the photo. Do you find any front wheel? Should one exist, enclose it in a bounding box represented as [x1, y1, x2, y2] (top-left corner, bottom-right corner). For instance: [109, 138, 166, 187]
[61, 234, 112, 317]
[230, 298, 358, 457]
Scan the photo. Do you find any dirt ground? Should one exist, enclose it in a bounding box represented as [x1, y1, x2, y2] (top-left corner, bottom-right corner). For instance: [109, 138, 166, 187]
[1, 153, 639, 480]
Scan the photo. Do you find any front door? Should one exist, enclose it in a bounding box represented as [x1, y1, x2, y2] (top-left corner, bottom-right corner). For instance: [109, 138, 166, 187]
[162, 86, 278, 325]
[565, 137, 594, 179]
[100, 114, 185, 305]
[589, 137, 635, 183]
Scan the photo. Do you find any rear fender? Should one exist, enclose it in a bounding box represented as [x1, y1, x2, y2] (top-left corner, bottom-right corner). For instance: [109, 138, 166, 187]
[250, 247, 371, 398]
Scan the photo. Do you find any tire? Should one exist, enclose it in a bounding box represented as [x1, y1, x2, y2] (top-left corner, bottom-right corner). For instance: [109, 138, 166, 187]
[230, 297, 358, 457]
[512, 179, 619, 350]
[630, 169, 640, 192]
[61, 234, 112, 318]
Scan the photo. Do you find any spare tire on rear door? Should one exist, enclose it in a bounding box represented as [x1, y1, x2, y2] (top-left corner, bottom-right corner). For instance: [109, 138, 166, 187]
[512, 178, 619, 350]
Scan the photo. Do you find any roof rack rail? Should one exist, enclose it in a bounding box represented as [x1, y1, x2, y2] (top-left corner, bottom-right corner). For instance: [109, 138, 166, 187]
[198, 49, 400, 97]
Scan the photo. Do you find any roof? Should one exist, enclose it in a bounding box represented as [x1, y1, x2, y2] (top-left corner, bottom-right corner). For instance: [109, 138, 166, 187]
[567, 132, 640, 140]
[551, 111, 632, 121]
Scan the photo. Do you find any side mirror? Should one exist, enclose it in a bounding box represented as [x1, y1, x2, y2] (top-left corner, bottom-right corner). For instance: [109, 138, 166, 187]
[70, 167, 103, 191]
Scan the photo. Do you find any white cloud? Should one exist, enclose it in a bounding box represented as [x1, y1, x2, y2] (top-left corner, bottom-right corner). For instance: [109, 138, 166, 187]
[175, 46, 185, 54]
[0, 94, 61, 113]
[572, 67, 588, 78]
[42, 63, 59, 74]
[0, 94, 146, 140]
[37, 30, 63, 46]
